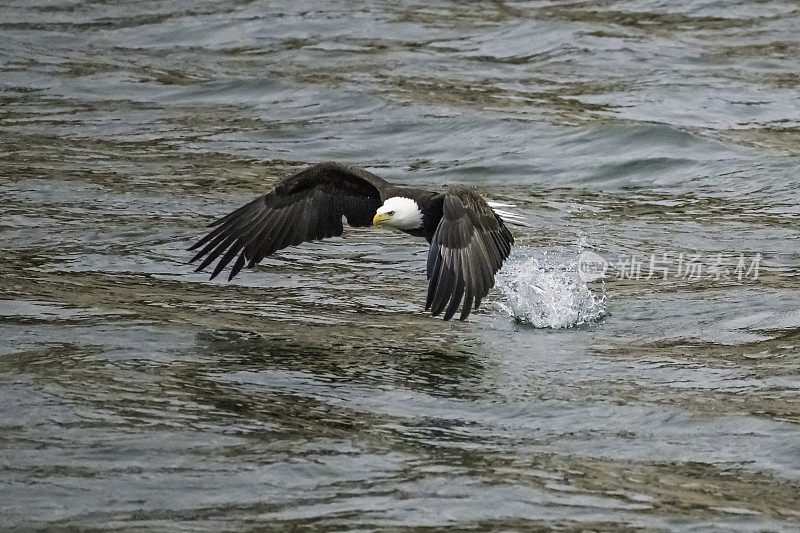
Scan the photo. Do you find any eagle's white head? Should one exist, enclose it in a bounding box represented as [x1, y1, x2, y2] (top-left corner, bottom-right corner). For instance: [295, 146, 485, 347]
[372, 197, 423, 230]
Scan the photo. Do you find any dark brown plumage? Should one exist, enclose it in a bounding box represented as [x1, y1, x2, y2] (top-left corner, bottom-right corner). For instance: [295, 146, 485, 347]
[188, 162, 514, 320]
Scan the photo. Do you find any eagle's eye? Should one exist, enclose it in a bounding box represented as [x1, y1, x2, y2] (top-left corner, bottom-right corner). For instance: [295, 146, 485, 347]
[387, 211, 395, 216]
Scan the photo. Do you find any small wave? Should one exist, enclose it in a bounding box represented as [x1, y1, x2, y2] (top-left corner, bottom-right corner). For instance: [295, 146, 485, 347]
[496, 247, 607, 329]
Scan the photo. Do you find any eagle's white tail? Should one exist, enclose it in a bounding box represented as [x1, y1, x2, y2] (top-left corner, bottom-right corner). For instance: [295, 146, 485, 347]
[488, 201, 529, 227]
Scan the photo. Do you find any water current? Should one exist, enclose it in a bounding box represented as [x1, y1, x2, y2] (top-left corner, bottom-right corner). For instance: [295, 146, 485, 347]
[2, 1, 800, 530]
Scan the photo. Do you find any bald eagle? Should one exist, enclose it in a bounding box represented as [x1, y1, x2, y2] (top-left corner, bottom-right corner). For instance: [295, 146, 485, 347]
[189, 162, 515, 320]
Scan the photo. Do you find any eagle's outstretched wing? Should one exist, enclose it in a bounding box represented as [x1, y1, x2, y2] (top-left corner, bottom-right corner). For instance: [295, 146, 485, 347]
[426, 186, 514, 320]
[189, 162, 389, 281]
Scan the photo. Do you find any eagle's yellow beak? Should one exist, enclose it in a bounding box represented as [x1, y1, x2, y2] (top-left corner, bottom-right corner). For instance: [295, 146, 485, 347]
[373, 212, 391, 227]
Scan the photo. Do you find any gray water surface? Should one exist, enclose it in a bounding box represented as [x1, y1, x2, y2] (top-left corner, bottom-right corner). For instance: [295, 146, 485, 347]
[2, 1, 800, 530]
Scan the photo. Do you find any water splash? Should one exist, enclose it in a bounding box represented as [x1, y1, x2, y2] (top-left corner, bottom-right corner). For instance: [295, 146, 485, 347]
[496, 247, 607, 328]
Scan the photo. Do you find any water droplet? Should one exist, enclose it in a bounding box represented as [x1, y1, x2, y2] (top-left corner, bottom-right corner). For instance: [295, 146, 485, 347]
[497, 248, 607, 328]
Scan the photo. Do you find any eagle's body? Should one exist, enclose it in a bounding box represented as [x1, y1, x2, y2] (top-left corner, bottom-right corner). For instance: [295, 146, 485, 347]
[189, 162, 515, 320]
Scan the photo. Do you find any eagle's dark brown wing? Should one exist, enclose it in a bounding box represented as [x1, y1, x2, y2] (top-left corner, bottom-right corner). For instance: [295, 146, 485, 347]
[425, 186, 514, 320]
[188, 162, 390, 281]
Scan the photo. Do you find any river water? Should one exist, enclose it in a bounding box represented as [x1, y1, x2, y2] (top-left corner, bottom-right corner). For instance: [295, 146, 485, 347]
[2, 1, 800, 530]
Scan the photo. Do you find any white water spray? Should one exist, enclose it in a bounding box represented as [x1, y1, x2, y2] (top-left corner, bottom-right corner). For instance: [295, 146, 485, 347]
[496, 246, 607, 328]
